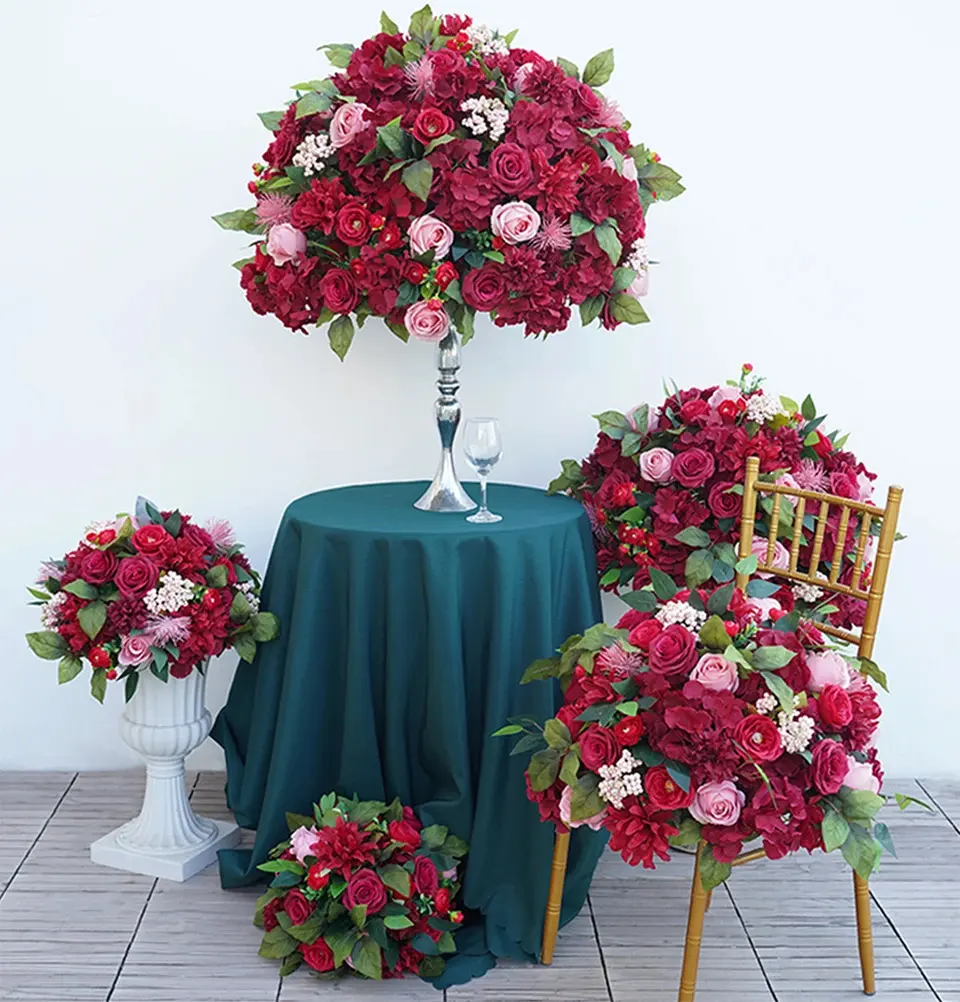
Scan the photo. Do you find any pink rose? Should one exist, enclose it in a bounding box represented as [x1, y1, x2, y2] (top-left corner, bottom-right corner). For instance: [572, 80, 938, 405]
[289, 825, 319, 864]
[746, 597, 782, 621]
[118, 635, 152, 667]
[404, 299, 450, 342]
[490, 201, 541, 244]
[688, 780, 745, 827]
[329, 102, 370, 149]
[843, 757, 881, 794]
[689, 653, 739, 693]
[560, 784, 607, 830]
[752, 537, 790, 578]
[603, 154, 639, 182]
[806, 650, 850, 693]
[266, 224, 306, 266]
[776, 473, 801, 490]
[407, 214, 454, 259]
[639, 447, 674, 483]
[708, 385, 744, 411]
[627, 269, 649, 298]
[513, 62, 535, 93]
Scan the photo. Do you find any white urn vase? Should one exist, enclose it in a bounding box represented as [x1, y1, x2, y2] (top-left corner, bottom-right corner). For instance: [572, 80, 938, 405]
[90, 664, 240, 881]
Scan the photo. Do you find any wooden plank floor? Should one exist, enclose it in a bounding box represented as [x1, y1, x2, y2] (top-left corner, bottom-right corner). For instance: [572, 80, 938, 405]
[1, 772, 957, 1001]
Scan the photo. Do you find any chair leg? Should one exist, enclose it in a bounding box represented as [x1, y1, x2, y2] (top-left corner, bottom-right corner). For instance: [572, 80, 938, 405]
[678, 842, 709, 1002]
[853, 871, 876, 995]
[541, 827, 570, 965]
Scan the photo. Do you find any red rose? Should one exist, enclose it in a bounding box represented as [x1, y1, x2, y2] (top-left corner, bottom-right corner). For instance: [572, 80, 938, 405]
[283, 888, 314, 925]
[644, 765, 695, 810]
[115, 556, 159, 599]
[388, 819, 421, 850]
[405, 260, 427, 284]
[628, 619, 663, 651]
[434, 886, 451, 916]
[202, 589, 220, 609]
[717, 398, 744, 423]
[343, 868, 387, 914]
[734, 715, 783, 762]
[648, 624, 698, 676]
[707, 482, 741, 520]
[487, 143, 536, 195]
[300, 939, 335, 972]
[335, 204, 371, 247]
[319, 268, 360, 315]
[672, 448, 716, 488]
[132, 524, 170, 555]
[811, 738, 849, 794]
[434, 261, 458, 291]
[818, 684, 853, 730]
[88, 646, 111, 668]
[262, 898, 282, 931]
[613, 715, 645, 746]
[813, 430, 833, 458]
[306, 864, 329, 890]
[79, 549, 118, 585]
[578, 723, 621, 771]
[412, 107, 455, 144]
[679, 398, 711, 426]
[462, 263, 508, 312]
[414, 855, 439, 896]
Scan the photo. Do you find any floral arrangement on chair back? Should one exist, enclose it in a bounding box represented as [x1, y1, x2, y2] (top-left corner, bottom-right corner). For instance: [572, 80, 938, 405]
[25, 500, 279, 702]
[549, 365, 877, 632]
[502, 576, 919, 889]
[214, 7, 683, 356]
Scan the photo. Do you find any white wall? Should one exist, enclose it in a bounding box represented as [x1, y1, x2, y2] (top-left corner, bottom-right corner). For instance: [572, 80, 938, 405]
[1, 0, 957, 776]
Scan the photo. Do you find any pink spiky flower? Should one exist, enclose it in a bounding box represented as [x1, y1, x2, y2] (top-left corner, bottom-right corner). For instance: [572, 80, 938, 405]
[594, 96, 625, 129]
[36, 561, 63, 585]
[144, 616, 192, 646]
[794, 459, 829, 492]
[531, 216, 572, 252]
[204, 518, 236, 553]
[255, 193, 293, 228]
[404, 56, 435, 100]
[596, 643, 645, 679]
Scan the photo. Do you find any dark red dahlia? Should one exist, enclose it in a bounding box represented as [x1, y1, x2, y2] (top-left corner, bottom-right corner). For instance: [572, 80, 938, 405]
[605, 797, 677, 869]
[311, 816, 380, 879]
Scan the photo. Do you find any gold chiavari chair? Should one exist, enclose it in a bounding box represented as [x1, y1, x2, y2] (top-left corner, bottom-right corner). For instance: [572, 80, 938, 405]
[676, 454, 903, 1001]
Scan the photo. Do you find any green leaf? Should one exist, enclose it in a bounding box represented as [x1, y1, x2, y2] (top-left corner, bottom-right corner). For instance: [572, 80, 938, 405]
[734, 553, 758, 576]
[257, 110, 285, 132]
[27, 586, 51, 601]
[325, 925, 360, 967]
[592, 409, 630, 440]
[684, 548, 715, 588]
[669, 817, 702, 847]
[665, 760, 691, 793]
[649, 566, 678, 601]
[259, 925, 299, 959]
[556, 57, 579, 79]
[857, 657, 889, 692]
[286, 913, 325, 943]
[77, 600, 106, 641]
[402, 158, 434, 201]
[698, 615, 730, 651]
[251, 612, 280, 643]
[519, 656, 561, 684]
[408, 4, 435, 42]
[206, 564, 228, 588]
[279, 953, 302, 977]
[492, 723, 524, 737]
[381, 10, 400, 32]
[746, 579, 780, 599]
[380, 863, 411, 898]
[822, 808, 850, 853]
[840, 826, 882, 880]
[62, 579, 98, 599]
[698, 846, 732, 891]
[319, 43, 356, 68]
[285, 812, 314, 832]
[594, 222, 622, 265]
[621, 589, 658, 613]
[412, 931, 441, 956]
[894, 792, 934, 812]
[543, 719, 572, 750]
[510, 732, 546, 756]
[26, 630, 68, 660]
[569, 778, 605, 822]
[559, 747, 581, 786]
[751, 646, 796, 670]
[610, 293, 649, 325]
[258, 858, 306, 875]
[58, 655, 83, 684]
[528, 748, 561, 791]
[383, 44, 405, 67]
[582, 48, 615, 87]
[212, 208, 262, 234]
[384, 913, 414, 930]
[839, 788, 885, 822]
[579, 294, 605, 327]
[403, 38, 425, 61]
[233, 633, 257, 664]
[874, 821, 896, 858]
[707, 582, 735, 615]
[124, 671, 139, 702]
[229, 591, 251, 623]
[349, 904, 368, 929]
[801, 394, 817, 421]
[90, 668, 107, 704]
[760, 670, 795, 713]
[328, 314, 355, 361]
[673, 526, 710, 548]
[569, 212, 595, 237]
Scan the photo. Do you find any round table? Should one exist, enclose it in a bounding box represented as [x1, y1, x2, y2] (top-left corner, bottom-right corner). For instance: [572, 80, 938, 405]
[212, 481, 606, 987]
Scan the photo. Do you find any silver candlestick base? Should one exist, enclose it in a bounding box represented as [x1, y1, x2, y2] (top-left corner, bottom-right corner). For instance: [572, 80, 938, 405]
[414, 331, 477, 513]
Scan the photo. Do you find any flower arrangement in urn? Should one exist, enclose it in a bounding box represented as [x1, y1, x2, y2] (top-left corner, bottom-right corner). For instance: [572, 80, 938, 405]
[26, 501, 279, 702]
[215, 7, 683, 357]
[501, 577, 924, 888]
[255, 793, 468, 981]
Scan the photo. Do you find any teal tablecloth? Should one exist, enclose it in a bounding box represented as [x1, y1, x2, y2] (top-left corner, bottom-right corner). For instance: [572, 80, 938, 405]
[212, 481, 605, 987]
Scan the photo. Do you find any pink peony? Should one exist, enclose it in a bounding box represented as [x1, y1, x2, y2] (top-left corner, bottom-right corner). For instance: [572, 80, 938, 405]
[404, 299, 450, 342]
[490, 201, 541, 245]
[594, 96, 626, 128]
[266, 224, 306, 266]
[407, 214, 454, 259]
[806, 650, 851, 692]
[843, 757, 881, 793]
[689, 653, 739, 692]
[560, 784, 607, 830]
[118, 635, 153, 667]
[688, 780, 745, 827]
[329, 102, 370, 148]
[639, 447, 674, 484]
[604, 154, 638, 182]
[708, 385, 744, 411]
[289, 825, 320, 864]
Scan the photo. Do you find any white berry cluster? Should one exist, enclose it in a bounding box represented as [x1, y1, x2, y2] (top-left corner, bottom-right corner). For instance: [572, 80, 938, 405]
[792, 582, 824, 603]
[144, 571, 197, 616]
[777, 705, 816, 754]
[460, 96, 509, 142]
[292, 132, 335, 177]
[655, 600, 707, 634]
[754, 692, 778, 715]
[627, 240, 649, 272]
[40, 591, 69, 630]
[238, 580, 260, 615]
[745, 391, 785, 425]
[465, 23, 510, 56]
[598, 749, 644, 810]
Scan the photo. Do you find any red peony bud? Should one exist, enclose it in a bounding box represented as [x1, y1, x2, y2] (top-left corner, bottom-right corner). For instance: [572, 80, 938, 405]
[491, 236, 504, 251]
[724, 621, 739, 637]
[202, 590, 221, 609]
[404, 260, 427, 285]
[247, 180, 259, 194]
[369, 213, 386, 230]
[434, 261, 458, 291]
[89, 647, 111, 669]
[349, 258, 368, 279]
[105, 669, 118, 681]
[97, 529, 117, 545]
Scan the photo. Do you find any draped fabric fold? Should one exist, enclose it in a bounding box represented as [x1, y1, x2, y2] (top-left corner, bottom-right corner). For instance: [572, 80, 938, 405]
[212, 482, 606, 987]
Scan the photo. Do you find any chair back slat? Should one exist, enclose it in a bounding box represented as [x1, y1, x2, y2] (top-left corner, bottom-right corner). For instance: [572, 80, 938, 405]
[807, 500, 831, 573]
[788, 496, 806, 572]
[828, 506, 852, 584]
[850, 512, 872, 592]
[765, 493, 783, 565]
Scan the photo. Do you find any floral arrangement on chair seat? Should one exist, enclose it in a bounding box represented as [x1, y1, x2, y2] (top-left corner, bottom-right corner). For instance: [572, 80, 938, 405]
[548, 366, 878, 631]
[215, 7, 682, 356]
[25, 502, 279, 701]
[255, 793, 468, 981]
[504, 575, 913, 888]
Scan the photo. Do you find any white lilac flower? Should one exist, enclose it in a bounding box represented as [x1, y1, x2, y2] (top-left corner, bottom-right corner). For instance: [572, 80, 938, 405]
[655, 600, 707, 634]
[754, 692, 779, 715]
[745, 391, 786, 425]
[292, 132, 335, 177]
[777, 707, 815, 754]
[627, 240, 649, 273]
[459, 96, 509, 142]
[238, 580, 261, 615]
[598, 750, 644, 809]
[792, 582, 824, 603]
[143, 571, 197, 616]
[40, 591, 69, 630]
[465, 23, 510, 56]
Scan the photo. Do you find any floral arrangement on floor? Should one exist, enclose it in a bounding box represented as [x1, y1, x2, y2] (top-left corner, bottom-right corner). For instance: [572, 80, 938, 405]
[548, 365, 879, 630]
[215, 7, 683, 357]
[498, 577, 924, 889]
[255, 793, 468, 981]
[25, 501, 279, 702]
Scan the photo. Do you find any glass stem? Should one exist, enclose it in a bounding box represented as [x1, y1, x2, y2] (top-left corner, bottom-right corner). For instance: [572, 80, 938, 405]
[480, 474, 488, 514]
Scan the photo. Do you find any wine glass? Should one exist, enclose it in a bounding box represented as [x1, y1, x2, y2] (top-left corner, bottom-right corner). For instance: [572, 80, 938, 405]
[463, 418, 503, 524]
